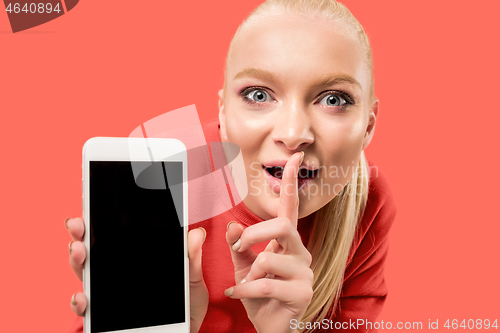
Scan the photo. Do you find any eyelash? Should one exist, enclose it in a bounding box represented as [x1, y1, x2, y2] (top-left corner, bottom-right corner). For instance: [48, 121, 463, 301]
[239, 86, 355, 110]
[317, 90, 354, 109]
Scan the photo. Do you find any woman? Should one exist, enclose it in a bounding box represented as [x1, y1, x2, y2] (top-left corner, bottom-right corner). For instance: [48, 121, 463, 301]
[66, 0, 396, 332]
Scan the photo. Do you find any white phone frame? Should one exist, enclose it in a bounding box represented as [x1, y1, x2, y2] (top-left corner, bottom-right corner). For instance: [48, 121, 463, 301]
[82, 137, 189, 333]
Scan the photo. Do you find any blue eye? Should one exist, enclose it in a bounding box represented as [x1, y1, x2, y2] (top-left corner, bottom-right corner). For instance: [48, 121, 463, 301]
[318, 94, 347, 106]
[245, 89, 272, 103]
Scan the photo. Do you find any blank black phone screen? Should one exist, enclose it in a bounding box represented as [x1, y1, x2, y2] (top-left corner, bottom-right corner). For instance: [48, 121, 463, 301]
[89, 161, 185, 333]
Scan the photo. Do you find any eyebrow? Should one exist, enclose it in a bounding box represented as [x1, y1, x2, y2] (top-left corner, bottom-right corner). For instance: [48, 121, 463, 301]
[233, 67, 362, 91]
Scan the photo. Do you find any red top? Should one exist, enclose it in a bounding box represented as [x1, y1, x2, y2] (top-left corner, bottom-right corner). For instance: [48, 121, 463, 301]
[67, 118, 397, 333]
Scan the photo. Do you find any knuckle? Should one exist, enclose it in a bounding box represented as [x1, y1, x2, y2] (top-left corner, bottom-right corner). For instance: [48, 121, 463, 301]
[302, 286, 314, 304]
[259, 279, 273, 296]
[296, 283, 314, 304]
[304, 267, 314, 284]
[278, 217, 293, 234]
[238, 228, 247, 242]
[277, 217, 289, 230]
[304, 251, 313, 266]
[257, 252, 271, 269]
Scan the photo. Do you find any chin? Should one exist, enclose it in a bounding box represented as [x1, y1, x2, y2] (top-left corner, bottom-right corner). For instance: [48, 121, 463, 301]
[260, 191, 320, 220]
[261, 196, 280, 220]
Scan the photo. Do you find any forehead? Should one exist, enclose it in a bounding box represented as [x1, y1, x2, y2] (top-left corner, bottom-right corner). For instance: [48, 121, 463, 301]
[228, 13, 369, 94]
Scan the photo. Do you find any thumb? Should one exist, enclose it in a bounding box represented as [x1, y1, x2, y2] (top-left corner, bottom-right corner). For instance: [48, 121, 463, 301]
[188, 228, 209, 333]
[188, 228, 206, 285]
[226, 221, 257, 283]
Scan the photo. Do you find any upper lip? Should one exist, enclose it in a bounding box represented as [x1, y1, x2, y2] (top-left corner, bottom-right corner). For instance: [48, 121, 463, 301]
[262, 160, 319, 171]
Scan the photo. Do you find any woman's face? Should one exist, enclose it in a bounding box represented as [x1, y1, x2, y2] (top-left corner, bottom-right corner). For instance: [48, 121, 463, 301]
[219, 13, 377, 220]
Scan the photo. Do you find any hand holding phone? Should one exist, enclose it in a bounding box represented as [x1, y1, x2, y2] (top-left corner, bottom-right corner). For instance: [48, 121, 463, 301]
[66, 219, 208, 332]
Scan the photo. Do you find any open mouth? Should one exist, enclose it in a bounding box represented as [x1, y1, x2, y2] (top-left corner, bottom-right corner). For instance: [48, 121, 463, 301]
[263, 166, 319, 180]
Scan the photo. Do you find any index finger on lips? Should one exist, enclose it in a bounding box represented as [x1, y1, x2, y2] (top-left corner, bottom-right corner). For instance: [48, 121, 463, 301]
[66, 217, 85, 241]
[277, 152, 303, 226]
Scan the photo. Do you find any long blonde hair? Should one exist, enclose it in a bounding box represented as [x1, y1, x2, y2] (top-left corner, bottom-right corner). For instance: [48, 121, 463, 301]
[223, 0, 374, 331]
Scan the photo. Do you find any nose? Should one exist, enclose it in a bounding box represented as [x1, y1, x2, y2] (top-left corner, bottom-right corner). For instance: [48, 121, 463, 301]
[271, 102, 314, 151]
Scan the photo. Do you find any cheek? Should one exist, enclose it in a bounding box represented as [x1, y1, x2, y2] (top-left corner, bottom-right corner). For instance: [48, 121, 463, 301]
[224, 107, 268, 182]
[319, 116, 366, 183]
[226, 120, 258, 153]
[299, 115, 367, 218]
[224, 104, 272, 157]
[224, 106, 280, 220]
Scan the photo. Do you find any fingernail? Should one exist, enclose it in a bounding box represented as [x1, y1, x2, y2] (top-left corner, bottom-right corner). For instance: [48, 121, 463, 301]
[299, 151, 305, 165]
[65, 217, 71, 229]
[69, 240, 75, 255]
[71, 294, 77, 306]
[240, 278, 246, 284]
[198, 227, 206, 243]
[224, 287, 234, 297]
[227, 221, 236, 231]
[232, 238, 241, 251]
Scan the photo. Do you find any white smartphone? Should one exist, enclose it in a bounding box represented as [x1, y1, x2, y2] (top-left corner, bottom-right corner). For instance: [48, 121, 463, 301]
[82, 137, 189, 333]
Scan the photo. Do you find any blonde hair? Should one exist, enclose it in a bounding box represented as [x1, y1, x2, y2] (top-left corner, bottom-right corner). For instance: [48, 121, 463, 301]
[305, 154, 369, 329]
[222, 1, 374, 331]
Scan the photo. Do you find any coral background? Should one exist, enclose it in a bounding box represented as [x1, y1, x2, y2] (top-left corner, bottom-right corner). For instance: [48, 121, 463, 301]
[1, 0, 499, 331]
